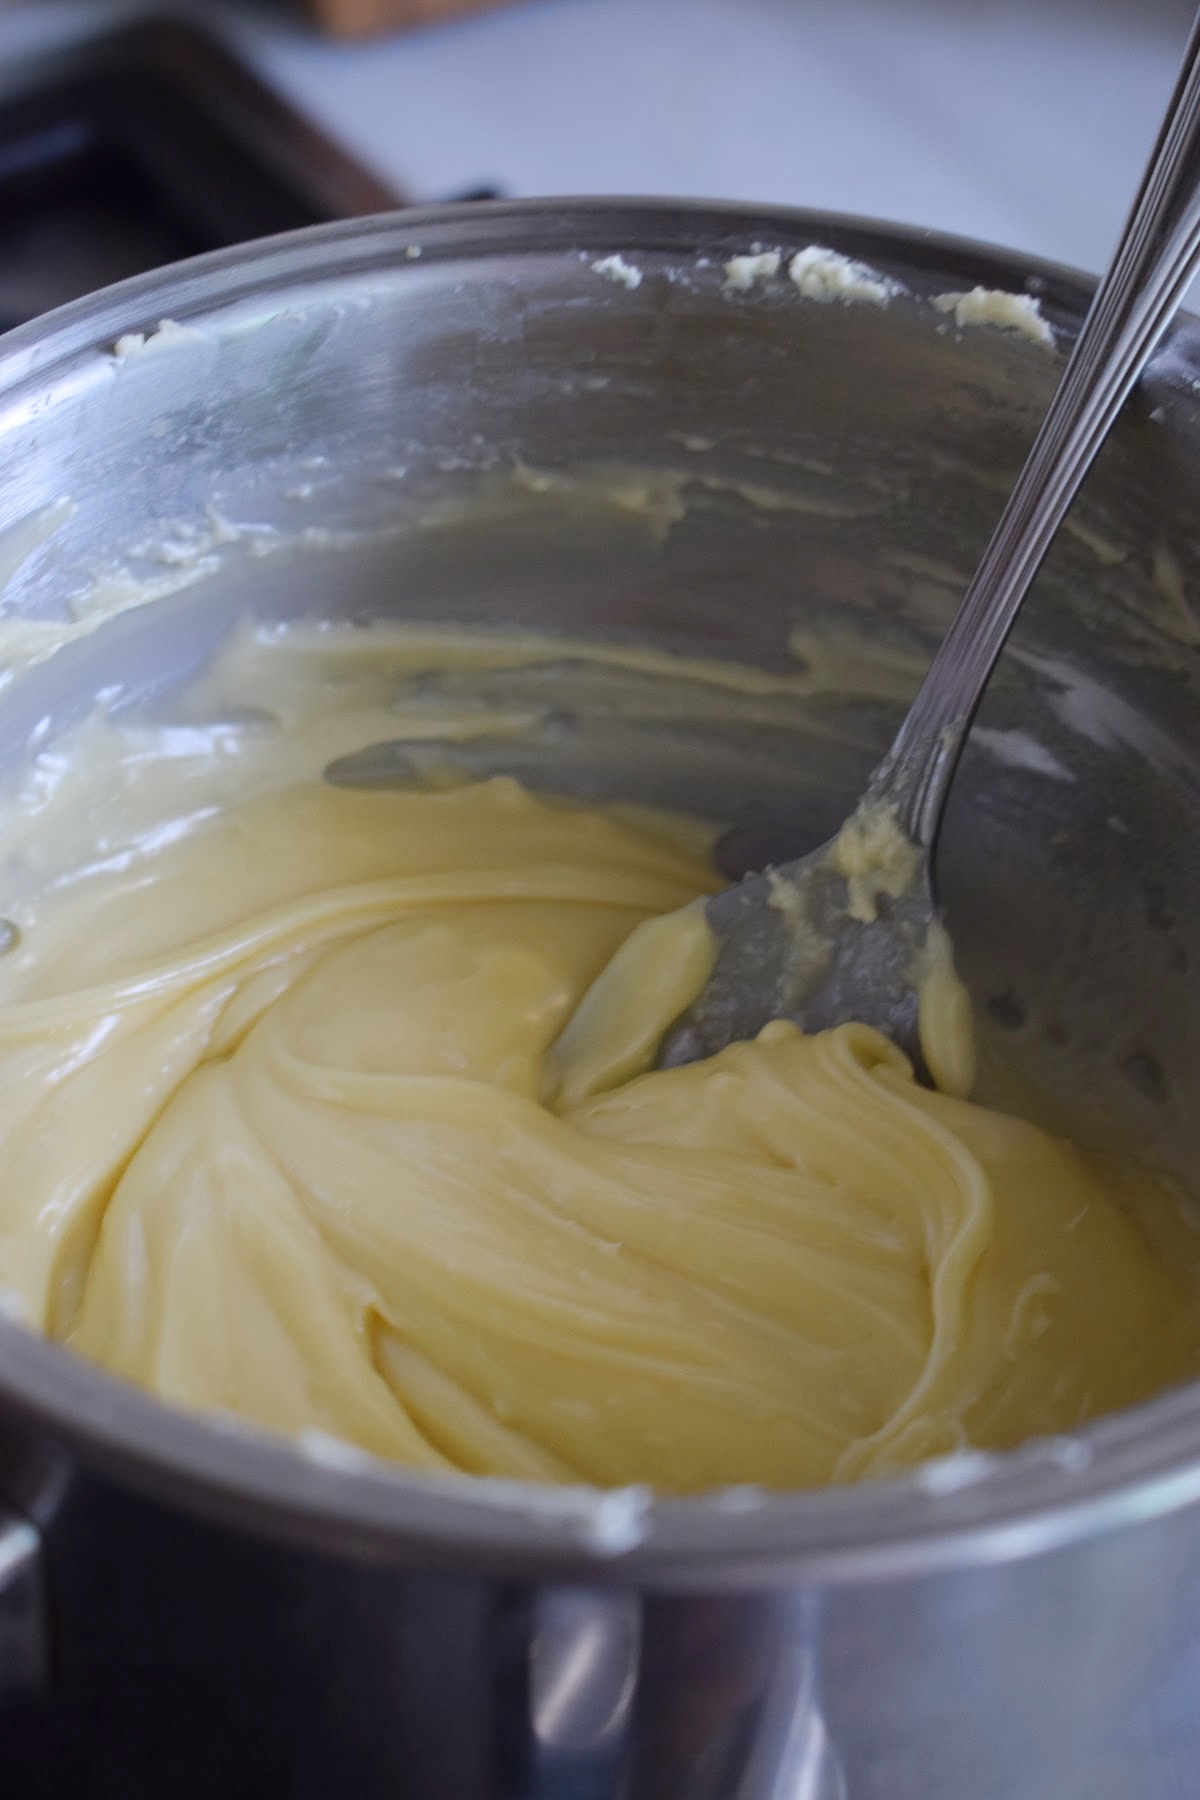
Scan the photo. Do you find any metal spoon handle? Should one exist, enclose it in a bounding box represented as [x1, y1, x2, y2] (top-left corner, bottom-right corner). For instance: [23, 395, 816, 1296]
[872, 6, 1200, 851]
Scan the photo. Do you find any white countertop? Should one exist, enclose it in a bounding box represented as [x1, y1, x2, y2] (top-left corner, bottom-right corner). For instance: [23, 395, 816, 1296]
[0, 0, 1195, 280]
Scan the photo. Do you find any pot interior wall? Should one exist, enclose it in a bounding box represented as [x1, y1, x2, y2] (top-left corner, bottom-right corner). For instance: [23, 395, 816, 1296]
[1, 220, 1199, 1174]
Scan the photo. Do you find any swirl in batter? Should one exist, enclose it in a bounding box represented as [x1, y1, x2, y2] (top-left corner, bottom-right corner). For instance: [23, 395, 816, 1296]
[0, 624, 1195, 1491]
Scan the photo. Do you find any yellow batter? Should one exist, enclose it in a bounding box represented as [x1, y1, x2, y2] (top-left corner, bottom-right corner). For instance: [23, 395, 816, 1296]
[0, 622, 1196, 1492]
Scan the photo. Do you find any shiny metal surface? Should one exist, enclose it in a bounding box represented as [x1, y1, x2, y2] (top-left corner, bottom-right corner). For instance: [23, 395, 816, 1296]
[887, 0, 1200, 853]
[667, 6, 1200, 1078]
[0, 200, 1198, 1794]
[0, 1507, 45, 1707]
[528, 1587, 641, 1794]
[656, 812, 941, 1077]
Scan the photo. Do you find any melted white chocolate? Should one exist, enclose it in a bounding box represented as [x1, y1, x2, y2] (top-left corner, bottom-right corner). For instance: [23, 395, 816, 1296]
[0, 623, 1194, 1492]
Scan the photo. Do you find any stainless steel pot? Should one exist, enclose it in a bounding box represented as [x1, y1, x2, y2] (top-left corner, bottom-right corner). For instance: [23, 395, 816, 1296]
[2, 200, 1200, 1799]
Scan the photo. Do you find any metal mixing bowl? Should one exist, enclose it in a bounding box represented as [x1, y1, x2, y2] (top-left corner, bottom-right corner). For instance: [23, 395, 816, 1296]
[2, 201, 1200, 1799]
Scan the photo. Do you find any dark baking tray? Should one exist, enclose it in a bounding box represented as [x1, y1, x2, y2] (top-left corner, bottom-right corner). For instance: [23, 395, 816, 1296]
[0, 18, 407, 331]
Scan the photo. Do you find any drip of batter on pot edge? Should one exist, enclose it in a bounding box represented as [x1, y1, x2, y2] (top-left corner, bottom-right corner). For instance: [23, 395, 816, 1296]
[0, 620, 1197, 1494]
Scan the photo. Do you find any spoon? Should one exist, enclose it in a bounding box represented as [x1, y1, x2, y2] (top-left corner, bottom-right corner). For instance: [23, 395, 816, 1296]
[657, 9, 1200, 1086]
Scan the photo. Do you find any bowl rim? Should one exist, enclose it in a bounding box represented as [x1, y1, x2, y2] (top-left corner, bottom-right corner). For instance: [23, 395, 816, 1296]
[2, 194, 1199, 1588]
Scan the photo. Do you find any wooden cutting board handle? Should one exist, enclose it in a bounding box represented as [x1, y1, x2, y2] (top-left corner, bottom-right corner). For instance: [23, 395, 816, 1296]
[309, 0, 512, 35]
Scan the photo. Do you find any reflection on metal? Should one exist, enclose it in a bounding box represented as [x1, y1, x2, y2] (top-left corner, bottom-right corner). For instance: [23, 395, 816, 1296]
[732, 1618, 847, 1800]
[530, 1586, 641, 1793]
[662, 1593, 847, 1800]
[0, 1504, 46, 1705]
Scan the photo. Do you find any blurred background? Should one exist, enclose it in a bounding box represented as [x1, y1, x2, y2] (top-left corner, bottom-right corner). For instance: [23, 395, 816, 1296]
[0, 0, 1195, 332]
